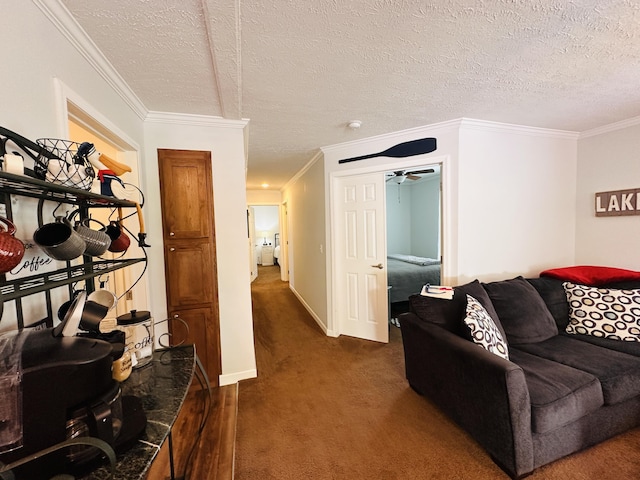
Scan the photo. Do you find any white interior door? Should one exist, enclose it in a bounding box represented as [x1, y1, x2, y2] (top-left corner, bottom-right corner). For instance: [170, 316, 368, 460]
[335, 173, 388, 343]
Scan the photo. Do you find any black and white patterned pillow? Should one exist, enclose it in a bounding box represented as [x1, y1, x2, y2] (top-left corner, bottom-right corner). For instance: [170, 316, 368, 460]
[463, 294, 509, 360]
[564, 282, 640, 341]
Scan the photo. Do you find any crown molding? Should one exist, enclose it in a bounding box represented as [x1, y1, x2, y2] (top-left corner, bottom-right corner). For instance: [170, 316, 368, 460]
[579, 115, 640, 139]
[459, 118, 580, 139]
[34, 0, 148, 120]
[145, 111, 249, 128]
[321, 118, 463, 155]
[281, 149, 323, 192]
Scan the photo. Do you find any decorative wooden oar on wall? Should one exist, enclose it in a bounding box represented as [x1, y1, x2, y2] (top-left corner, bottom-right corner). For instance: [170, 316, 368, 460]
[338, 137, 437, 164]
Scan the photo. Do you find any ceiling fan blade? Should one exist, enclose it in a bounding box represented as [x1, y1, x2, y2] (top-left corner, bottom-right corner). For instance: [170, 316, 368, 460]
[338, 138, 437, 164]
[407, 168, 435, 175]
[406, 174, 421, 181]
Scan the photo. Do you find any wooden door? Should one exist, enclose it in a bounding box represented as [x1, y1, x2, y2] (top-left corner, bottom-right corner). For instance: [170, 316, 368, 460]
[158, 149, 221, 386]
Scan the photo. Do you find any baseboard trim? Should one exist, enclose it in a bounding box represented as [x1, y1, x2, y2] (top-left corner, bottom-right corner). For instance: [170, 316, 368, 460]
[219, 369, 257, 386]
[289, 284, 333, 335]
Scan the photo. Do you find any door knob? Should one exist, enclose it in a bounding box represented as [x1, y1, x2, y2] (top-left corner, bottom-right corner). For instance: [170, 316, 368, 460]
[170, 232, 175, 236]
[371, 263, 384, 269]
[169, 247, 175, 252]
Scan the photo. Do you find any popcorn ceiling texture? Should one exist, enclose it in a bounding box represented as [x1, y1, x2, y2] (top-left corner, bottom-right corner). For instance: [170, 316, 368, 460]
[60, 0, 640, 188]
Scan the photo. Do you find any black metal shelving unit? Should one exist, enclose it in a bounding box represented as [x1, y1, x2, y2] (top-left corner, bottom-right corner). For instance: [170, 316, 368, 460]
[0, 171, 146, 328]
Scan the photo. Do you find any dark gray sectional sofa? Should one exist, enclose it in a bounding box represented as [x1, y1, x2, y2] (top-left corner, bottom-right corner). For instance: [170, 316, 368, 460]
[399, 274, 640, 478]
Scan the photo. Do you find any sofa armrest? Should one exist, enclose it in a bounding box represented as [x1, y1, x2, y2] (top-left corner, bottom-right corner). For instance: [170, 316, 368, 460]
[399, 312, 533, 478]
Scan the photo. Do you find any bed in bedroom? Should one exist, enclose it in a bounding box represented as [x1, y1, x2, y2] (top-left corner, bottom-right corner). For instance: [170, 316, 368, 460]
[387, 253, 441, 304]
[274, 233, 280, 265]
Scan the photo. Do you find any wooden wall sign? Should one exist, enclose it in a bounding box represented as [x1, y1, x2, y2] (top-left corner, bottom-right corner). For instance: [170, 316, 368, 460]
[595, 188, 640, 217]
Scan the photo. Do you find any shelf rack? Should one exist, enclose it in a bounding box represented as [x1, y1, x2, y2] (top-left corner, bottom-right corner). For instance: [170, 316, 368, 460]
[0, 171, 138, 208]
[0, 171, 146, 328]
[0, 258, 144, 301]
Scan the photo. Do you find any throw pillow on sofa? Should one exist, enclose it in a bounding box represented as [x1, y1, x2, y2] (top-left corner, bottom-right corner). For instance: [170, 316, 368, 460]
[564, 282, 640, 341]
[463, 294, 509, 360]
[483, 276, 558, 345]
[409, 279, 506, 339]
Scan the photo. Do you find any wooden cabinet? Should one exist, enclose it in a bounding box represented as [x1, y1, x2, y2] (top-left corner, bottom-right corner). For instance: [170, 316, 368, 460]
[158, 151, 213, 240]
[158, 149, 221, 386]
[165, 240, 215, 307]
[167, 305, 217, 385]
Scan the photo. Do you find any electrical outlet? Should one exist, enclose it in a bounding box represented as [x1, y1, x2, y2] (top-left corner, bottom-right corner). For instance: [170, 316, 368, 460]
[125, 291, 133, 301]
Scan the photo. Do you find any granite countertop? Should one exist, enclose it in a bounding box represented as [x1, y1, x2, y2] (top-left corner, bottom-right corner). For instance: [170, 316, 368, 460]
[80, 345, 195, 480]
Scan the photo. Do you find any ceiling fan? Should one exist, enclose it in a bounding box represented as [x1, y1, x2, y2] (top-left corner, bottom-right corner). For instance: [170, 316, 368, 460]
[386, 168, 435, 184]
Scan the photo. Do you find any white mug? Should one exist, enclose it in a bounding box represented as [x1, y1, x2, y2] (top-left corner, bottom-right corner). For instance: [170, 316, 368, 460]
[88, 289, 118, 311]
[2, 153, 24, 175]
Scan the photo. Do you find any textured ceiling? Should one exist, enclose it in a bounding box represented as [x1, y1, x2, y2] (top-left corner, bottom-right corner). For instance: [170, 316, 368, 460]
[59, 0, 640, 189]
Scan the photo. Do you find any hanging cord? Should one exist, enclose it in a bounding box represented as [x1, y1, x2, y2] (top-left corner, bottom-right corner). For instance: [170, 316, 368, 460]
[113, 231, 148, 303]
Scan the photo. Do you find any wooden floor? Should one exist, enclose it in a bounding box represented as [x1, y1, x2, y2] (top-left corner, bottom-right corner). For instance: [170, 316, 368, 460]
[146, 383, 238, 480]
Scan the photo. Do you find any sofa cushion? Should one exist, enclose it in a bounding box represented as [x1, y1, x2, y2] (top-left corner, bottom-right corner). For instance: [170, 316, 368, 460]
[515, 335, 640, 405]
[560, 333, 640, 357]
[509, 348, 603, 434]
[526, 277, 570, 331]
[463, 295, 509, 360]
[409, 280, 505, 339]
[483, 276, 558, 345]
[564, 282, 640, 341]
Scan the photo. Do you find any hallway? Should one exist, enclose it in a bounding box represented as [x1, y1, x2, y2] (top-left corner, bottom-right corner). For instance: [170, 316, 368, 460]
[233, 266, 499, 479]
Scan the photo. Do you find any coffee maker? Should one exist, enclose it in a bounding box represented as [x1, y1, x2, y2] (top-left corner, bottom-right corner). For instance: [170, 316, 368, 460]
[0, 304, 146, 479]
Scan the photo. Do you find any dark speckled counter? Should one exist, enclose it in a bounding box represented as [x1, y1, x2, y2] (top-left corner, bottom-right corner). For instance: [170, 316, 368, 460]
[80, 345, 195, 480]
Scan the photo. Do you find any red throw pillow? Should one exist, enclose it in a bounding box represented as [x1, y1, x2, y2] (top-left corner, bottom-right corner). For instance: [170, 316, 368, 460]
[540, 265, 640, 286]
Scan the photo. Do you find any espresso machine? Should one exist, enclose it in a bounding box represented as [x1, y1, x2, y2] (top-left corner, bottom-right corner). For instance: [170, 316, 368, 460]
[0, 295, 146, 479]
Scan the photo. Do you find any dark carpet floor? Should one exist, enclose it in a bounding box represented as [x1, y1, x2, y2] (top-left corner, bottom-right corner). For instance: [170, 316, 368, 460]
[235, 265, 640, 479]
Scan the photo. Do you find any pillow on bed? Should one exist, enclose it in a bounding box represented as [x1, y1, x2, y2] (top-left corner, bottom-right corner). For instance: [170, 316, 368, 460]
[387, 253, 439, 266]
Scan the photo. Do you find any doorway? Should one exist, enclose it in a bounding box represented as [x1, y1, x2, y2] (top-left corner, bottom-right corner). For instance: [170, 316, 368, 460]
[329, 154, 449, 341]
[385, 165, 441, 322]
[249, 205, 280, 280]
[63, 98, 148, 321]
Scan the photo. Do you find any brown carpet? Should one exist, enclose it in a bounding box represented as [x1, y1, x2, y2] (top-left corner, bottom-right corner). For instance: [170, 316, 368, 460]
[235, 266, 640, 480]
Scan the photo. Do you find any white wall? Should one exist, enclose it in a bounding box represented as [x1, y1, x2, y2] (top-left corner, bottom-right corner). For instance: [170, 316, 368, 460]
[252, 205, 279, 247]
[409, 178, 440, 259]
[385, 184, 412, 254]
[575, 122, 640, 270]
[386, 178, 440, 258]
[246, 189, 282, 205]
[456, 121, 579, 282]
[322, 118, 579, 340]
[143, 114, 257, 385]
[281, 155, 328, 331]
[0, 2, 146, 331]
